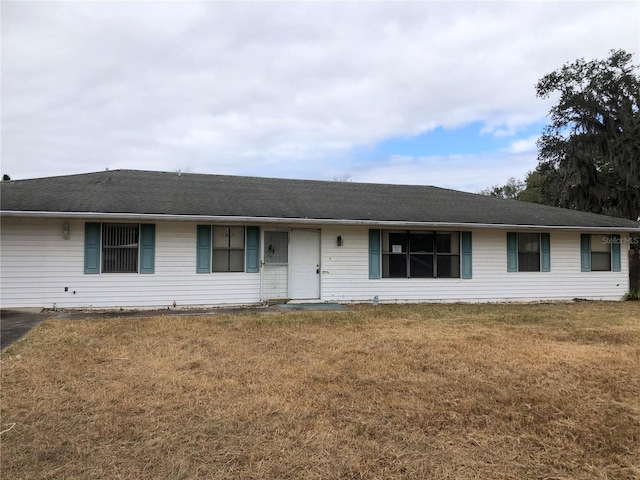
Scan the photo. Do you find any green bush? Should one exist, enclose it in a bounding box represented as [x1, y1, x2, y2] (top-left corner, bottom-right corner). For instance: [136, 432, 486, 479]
[624, 289, 640, 301]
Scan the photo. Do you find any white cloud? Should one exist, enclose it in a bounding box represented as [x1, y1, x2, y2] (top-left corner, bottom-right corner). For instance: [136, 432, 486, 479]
[351, 150, 539, 193]
[2, 1, 638, 188]
[503, 135, 540, 155]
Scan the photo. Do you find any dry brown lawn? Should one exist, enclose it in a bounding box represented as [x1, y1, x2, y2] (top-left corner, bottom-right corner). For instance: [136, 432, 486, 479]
[1, 302, 639, 479]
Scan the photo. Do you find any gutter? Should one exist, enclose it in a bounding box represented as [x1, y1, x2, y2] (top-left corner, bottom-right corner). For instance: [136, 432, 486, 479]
[1, 210, 638, 232]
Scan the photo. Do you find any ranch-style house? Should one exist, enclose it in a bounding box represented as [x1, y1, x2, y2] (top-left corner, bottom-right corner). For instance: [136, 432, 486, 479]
[1, 169, 638, 309]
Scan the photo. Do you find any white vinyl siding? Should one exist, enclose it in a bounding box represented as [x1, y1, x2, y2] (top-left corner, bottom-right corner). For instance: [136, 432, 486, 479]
[0, 218, 632, 308]
[1, 218, 259, 309]
[320, 227, 630, 303]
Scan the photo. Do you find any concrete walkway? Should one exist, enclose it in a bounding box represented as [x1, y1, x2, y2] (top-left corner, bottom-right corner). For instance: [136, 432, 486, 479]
[1, 309, 55, 350]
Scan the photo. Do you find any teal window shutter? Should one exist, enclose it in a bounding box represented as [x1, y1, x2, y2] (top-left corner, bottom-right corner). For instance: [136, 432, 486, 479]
[196, 225, 211, 273]
[461, 231, 472, 279]
[540, 233, 551, 272]
[580, 234, 591, 272]
[139, 224, 155, 274]
[84, 223, 101, 274]
[506, 232, 518, 272]
[369, 229, 381, 279]
[246, 226, 260, 273]
[611, 234, 621, 272]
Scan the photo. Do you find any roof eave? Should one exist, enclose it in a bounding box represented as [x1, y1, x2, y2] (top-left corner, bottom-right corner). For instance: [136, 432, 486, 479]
[2, 210, 638, 232]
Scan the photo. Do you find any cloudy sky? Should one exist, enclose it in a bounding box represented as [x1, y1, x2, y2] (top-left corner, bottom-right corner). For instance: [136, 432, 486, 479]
[2, 1, 639, 192]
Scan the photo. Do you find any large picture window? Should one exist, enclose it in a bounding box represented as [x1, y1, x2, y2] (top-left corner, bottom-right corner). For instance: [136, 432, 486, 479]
[382, 231, 460, 278]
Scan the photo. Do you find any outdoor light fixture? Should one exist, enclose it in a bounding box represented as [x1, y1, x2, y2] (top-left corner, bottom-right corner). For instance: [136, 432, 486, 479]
[337, 235, 343, 247]
[62, 222, 70, 240]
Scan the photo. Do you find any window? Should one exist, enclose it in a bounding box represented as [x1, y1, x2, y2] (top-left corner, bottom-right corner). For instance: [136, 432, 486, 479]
[518, 233, 540, 272]
[103, 223, 139, 272]
[590, 235, 611, 271]
[381, 231, 460, 278]
[507, 232, 550, 272]
[196, 225, 260, 274]
[84, 223, 155, 274]
[213, 226, 245, 272]
[369, 230, 471, 280]
[581, 234, 621, 272]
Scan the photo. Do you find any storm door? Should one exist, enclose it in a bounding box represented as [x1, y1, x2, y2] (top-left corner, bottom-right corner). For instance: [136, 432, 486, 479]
[261, 231, 289, 300]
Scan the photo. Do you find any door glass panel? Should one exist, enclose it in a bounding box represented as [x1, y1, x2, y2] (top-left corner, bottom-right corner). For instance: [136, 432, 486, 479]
[264, 231, 288, 264]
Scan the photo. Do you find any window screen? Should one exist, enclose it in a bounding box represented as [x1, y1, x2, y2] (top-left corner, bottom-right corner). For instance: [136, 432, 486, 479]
[264, 231, 289, 264]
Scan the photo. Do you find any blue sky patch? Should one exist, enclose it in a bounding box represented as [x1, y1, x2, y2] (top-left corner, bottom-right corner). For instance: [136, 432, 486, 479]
[356, 121, 546, 161]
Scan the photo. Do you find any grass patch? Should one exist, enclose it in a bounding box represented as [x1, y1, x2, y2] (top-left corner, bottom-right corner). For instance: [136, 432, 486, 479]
[2, 302, 639, 479]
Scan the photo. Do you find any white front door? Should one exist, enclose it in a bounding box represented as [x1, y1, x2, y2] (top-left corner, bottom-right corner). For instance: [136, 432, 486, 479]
[289, 229, 321, 300]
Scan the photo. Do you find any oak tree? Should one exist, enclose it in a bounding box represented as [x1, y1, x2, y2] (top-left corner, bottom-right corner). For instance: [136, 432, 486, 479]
[536, 49, 640, 220]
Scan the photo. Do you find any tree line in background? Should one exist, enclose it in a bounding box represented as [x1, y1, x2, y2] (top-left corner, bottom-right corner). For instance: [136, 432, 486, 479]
[480, 49, 639, 222]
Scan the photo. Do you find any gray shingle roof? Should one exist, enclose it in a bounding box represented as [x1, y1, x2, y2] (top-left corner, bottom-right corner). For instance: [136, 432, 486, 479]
[1, 169, 638, 229]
